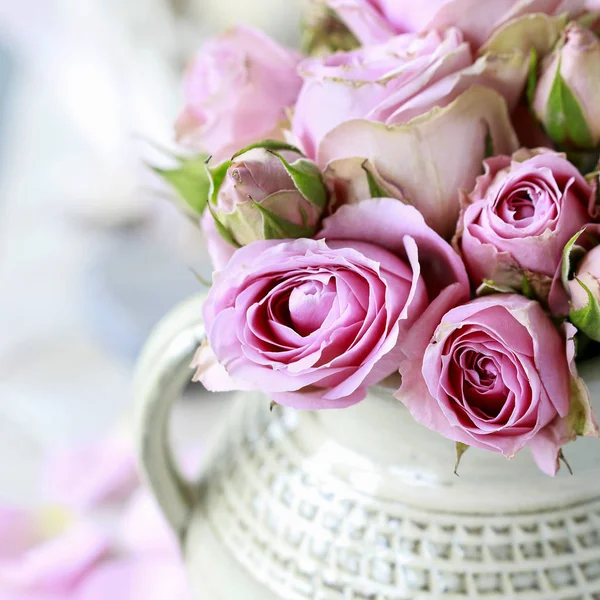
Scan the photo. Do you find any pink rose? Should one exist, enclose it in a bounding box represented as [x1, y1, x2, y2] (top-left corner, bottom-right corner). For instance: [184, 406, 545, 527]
[396, 295, 596, 475]
[458, 149, 593, 298]
[194, 199, 469, 408]
[293, 28, 526, 158]
[175, 26, 302, 162]
[326, 0, 584, 47]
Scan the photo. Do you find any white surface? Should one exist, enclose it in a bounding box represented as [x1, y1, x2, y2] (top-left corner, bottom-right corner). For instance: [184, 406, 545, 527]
[0, 0, 302, 507]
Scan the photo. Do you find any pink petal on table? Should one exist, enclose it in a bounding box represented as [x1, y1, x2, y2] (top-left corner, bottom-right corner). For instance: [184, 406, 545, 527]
[0, 522, 110, 593]
[118, 490, 179, 559]
[73, 558, 192, 600]
[0, 508, 37, 559]
[42, 436, 139, 510]
[0, 592, 65, 600]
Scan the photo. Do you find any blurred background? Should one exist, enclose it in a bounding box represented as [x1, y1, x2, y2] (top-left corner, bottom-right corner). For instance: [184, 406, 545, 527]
[0, 0, 303, 505]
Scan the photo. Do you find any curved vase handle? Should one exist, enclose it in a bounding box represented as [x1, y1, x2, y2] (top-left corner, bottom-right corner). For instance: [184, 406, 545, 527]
[133, 294, 207, 539]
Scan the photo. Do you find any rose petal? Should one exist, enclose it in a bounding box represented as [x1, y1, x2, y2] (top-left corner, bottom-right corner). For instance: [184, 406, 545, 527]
[73, 558, 192, 600]
[0, 522, 110, 593]
[318, 86, 519, 239]
[42, 437, 138, 511]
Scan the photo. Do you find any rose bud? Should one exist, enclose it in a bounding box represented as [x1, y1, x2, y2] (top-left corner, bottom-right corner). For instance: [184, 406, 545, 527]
[562, 242, 600, 342]
[457, 148, 592, 303]
[569, 244, 600, 310]
[207, 144, 328, 246]
[176, 26, 302, 162]
[533, 22, 600, 151]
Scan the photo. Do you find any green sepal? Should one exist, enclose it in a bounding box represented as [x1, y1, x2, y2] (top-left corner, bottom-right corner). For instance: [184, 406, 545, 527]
[522, 275, 535, 300]
[207, 202, 240, 249]
[361, 160, 387, 198]
[454, 442, 469, 476]
[151, 154, 211, 215]
[206, 159, 232, 208]
[268, 151, 328, 210]
[231, 139, 302, 160]
[546, 59, 594, 148]
[484, 122, 494, 160]
[252, 200, 317, 240]
[476, 279, 515, 297]
[527, 48, 538, 108]
[190, 268, 211, 288]
[570, 278, 600, 342]
[561, 229, 587, 290]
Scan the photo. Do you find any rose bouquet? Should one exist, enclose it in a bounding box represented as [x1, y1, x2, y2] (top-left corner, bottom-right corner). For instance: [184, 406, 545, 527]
[156, 0, 600, 477]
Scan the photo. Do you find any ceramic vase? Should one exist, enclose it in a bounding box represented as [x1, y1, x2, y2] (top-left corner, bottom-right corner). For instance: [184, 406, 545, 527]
[134, 295, 600, 600]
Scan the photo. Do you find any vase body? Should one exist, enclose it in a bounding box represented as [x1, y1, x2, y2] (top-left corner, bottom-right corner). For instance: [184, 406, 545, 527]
[134, 296, 600, 600]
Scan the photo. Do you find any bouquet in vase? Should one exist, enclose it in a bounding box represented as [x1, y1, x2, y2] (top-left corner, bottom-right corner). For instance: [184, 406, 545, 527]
[157, 0, 600, 476]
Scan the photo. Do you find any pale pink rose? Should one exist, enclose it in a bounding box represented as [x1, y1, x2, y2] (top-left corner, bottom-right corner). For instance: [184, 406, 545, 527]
[458, 149, 593, 298]
[194, 199, 469, 408]
[176, 26, 302, 162]
[326, 0, 584, 47]
[396, 295, 595, 475]
[293, 28, 527, 158]
[317, 86, 520, 240]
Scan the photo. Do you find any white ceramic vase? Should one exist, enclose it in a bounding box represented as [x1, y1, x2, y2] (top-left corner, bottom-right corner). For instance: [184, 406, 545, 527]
[134, 295, 600, 600]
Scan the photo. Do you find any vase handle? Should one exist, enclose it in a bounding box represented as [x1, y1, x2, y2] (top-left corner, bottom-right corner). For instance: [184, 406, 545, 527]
[133, 294, 207, 539]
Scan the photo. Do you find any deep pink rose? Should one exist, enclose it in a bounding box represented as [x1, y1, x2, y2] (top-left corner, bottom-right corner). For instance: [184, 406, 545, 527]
[293, 28, 526, 158]
[396, 295, 595, 475]
[326, 0, 584, 47]
[194, 199, 469, 408]
[176, 26, 302, 162]
[458, 149, 593, 298]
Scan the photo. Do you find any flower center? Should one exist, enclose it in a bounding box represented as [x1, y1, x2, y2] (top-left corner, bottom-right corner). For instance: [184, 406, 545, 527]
[506, 190, 535, 221]
[457, 349, 506, 419]
[288, 280, 336, 336]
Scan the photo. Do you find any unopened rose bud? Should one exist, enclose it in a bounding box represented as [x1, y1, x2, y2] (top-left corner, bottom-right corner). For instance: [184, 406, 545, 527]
[533, 22, 600, 151]
[209, 143, 328, 246]
[569, 244, 600, 311]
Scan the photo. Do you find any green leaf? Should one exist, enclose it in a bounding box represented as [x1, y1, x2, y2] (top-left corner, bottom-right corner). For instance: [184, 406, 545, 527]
[152, 154, 211, 215]
[546, 59, 594, 148]
[268, 151, 328, 209]
[561, 229, 587, 290]
[253, 200, 317, 240]
[570, 278, 600, 342]
[527, 48, 538, 108]
[361, 160, 387, 198]
[454, 443, 469, 476]
[231, 139, 302, 160]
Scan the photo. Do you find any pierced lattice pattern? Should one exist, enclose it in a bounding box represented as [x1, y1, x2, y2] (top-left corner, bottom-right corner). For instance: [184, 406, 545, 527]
[200, 403, 600, 600]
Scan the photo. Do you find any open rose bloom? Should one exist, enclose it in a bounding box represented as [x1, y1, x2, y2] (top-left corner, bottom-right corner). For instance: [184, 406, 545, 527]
[156, 0, 600, 477]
